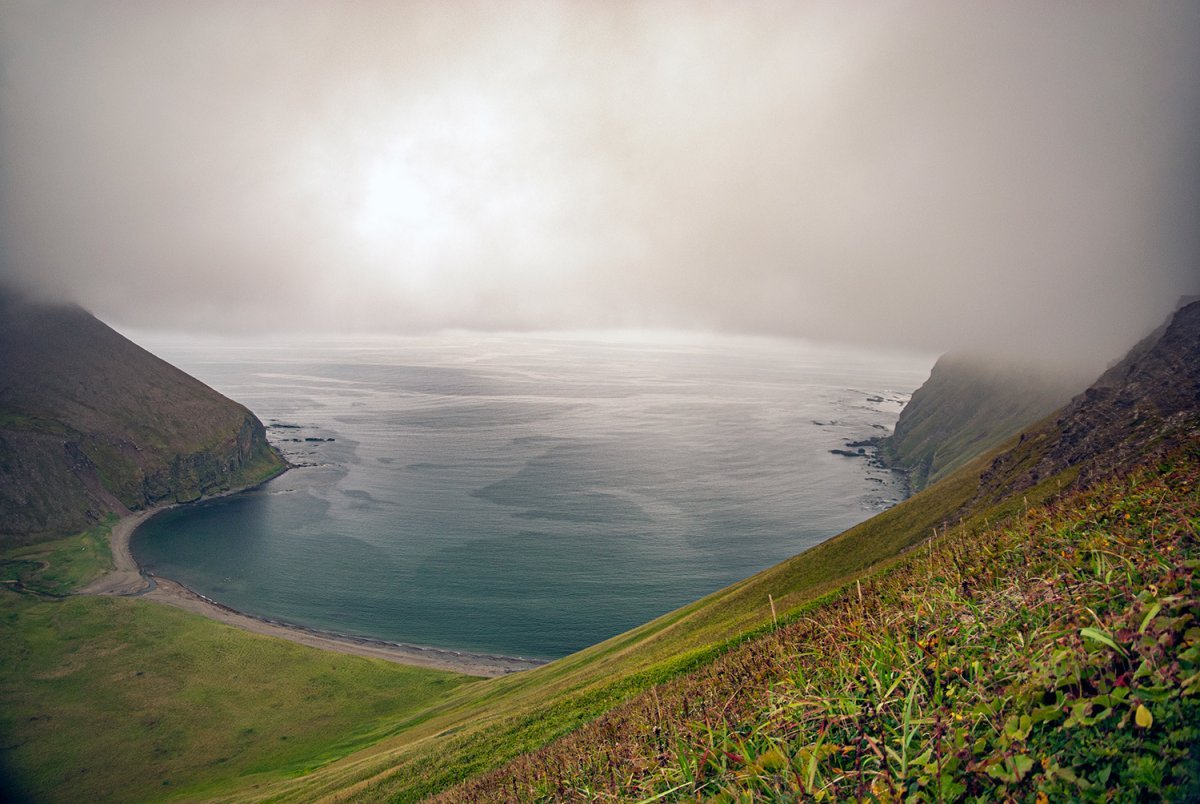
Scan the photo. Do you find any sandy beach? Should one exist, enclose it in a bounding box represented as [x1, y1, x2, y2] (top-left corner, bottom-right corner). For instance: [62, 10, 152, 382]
[79, 489, 546, 678]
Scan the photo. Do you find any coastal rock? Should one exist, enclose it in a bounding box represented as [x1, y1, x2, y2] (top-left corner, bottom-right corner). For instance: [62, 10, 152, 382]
[0, 288, 286, 544]
[829, 448, 864, 458]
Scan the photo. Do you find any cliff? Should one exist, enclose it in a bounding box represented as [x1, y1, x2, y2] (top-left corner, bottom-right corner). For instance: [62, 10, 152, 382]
[879, 352, 1086, 491]
[0, 290, 285, 544]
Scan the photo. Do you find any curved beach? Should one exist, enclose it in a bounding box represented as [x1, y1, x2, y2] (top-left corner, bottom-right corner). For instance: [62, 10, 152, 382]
[80, 495, 546, 678]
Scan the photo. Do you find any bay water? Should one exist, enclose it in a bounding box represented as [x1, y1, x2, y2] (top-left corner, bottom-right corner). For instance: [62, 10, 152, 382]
[130, 332, 930, 659]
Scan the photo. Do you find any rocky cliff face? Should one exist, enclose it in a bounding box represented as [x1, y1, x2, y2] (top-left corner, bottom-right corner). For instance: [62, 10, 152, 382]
[977, 299, 1200, 499]
[0, 289, 285, 544]
[879, 353, 1086, 491]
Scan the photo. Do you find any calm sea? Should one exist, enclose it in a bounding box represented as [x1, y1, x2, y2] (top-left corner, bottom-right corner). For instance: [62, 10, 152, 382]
[129, 332, 931, 660]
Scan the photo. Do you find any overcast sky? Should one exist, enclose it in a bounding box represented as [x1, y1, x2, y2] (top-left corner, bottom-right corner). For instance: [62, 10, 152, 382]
[2, 1, 1197, 366]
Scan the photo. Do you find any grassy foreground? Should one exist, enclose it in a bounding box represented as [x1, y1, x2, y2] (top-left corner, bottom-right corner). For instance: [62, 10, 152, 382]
[0, 526, 475, 802]
[443, 445, 1200, 800]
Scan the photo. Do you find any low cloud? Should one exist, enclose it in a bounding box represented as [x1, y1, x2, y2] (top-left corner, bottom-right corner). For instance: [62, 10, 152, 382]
[2, 1, 1197, 371]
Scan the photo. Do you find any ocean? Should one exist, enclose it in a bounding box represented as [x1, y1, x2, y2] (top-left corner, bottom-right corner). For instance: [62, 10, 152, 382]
[129, 331, 931, 660]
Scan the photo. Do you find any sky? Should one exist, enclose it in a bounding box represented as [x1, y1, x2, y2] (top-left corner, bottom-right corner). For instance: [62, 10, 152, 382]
[1, 1, 1198, 368]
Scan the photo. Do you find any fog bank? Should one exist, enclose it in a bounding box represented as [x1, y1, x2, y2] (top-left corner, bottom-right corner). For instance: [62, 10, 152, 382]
[2, 1, 1197, 371]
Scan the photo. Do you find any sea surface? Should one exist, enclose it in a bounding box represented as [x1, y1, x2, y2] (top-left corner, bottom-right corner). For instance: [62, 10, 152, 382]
[130, 332, 931, 659]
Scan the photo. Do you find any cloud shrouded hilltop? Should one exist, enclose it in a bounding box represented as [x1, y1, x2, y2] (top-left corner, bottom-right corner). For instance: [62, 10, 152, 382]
[2, 1, 1198, 370]
[0, 288, 285, 542]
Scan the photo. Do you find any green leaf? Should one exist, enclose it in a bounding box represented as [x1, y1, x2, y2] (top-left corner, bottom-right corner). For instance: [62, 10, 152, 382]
[1004, 714, 1033, 741]
[1031, 704, 1063, 724]
[987, 754, 1036, 783]
[1050, 764, 1079, 784]
[755, 747, 787, 773]
[1139, 602, 1163, 634]
[1081, 627, 1126, 656]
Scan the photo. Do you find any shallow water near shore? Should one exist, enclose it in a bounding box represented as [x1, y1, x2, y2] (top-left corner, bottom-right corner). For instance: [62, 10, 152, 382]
[130, 332, 930, 659]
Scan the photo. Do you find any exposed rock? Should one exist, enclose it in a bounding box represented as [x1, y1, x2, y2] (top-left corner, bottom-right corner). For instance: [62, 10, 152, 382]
[976, 298, 1200, 502]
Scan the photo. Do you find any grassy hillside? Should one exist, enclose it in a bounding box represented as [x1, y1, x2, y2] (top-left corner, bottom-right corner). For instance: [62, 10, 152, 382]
[879, 352, 1084, 490]
[0, 290, 285, 544]
[444, 442, 1200, 801]
[0, 528, 475, 803]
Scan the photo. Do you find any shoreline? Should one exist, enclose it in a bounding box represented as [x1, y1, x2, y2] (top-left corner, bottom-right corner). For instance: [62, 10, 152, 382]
[140, 574, 547, 677]
[79, 470, 547, 678]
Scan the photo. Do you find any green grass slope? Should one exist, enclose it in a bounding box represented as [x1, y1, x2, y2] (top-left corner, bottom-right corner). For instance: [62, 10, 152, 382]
[445, 442, 1200, 801]
[0, 529, 475, 804]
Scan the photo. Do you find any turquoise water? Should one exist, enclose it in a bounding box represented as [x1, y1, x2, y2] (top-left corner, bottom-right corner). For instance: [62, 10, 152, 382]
[130, 332, 930, 659]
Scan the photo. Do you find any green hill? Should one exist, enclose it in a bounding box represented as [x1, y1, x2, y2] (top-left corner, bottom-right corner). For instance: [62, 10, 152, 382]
[0, 289, 285, 544]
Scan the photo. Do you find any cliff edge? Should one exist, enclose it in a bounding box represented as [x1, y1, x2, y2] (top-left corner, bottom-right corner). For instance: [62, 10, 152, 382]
[0, 289, 285, 544]
[879, 352, 1088, 491]
[976, 298, 1200, 501]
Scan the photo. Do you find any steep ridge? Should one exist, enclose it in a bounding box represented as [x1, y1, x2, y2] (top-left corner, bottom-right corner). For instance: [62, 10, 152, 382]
[976, 298, 1200, 505]
[444, 444, 1200, 801]
[879, 352, 1084, 490]
[0, 289, 285, 544]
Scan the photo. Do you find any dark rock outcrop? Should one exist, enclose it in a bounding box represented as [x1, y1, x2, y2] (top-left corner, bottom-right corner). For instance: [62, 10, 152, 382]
[978, 298, 1200, 499]
[0, 289, 286, 544]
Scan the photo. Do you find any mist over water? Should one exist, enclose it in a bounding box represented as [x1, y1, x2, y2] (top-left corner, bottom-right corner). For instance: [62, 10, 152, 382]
[131, 333, 930, 658]
[4, 3, 1196, 366]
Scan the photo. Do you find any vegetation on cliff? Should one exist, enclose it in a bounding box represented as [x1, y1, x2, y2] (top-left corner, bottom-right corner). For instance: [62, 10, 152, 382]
[979, 298, 1200, 503]
[0, 289, 284, 544]
[879, 353, 1085, 491]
